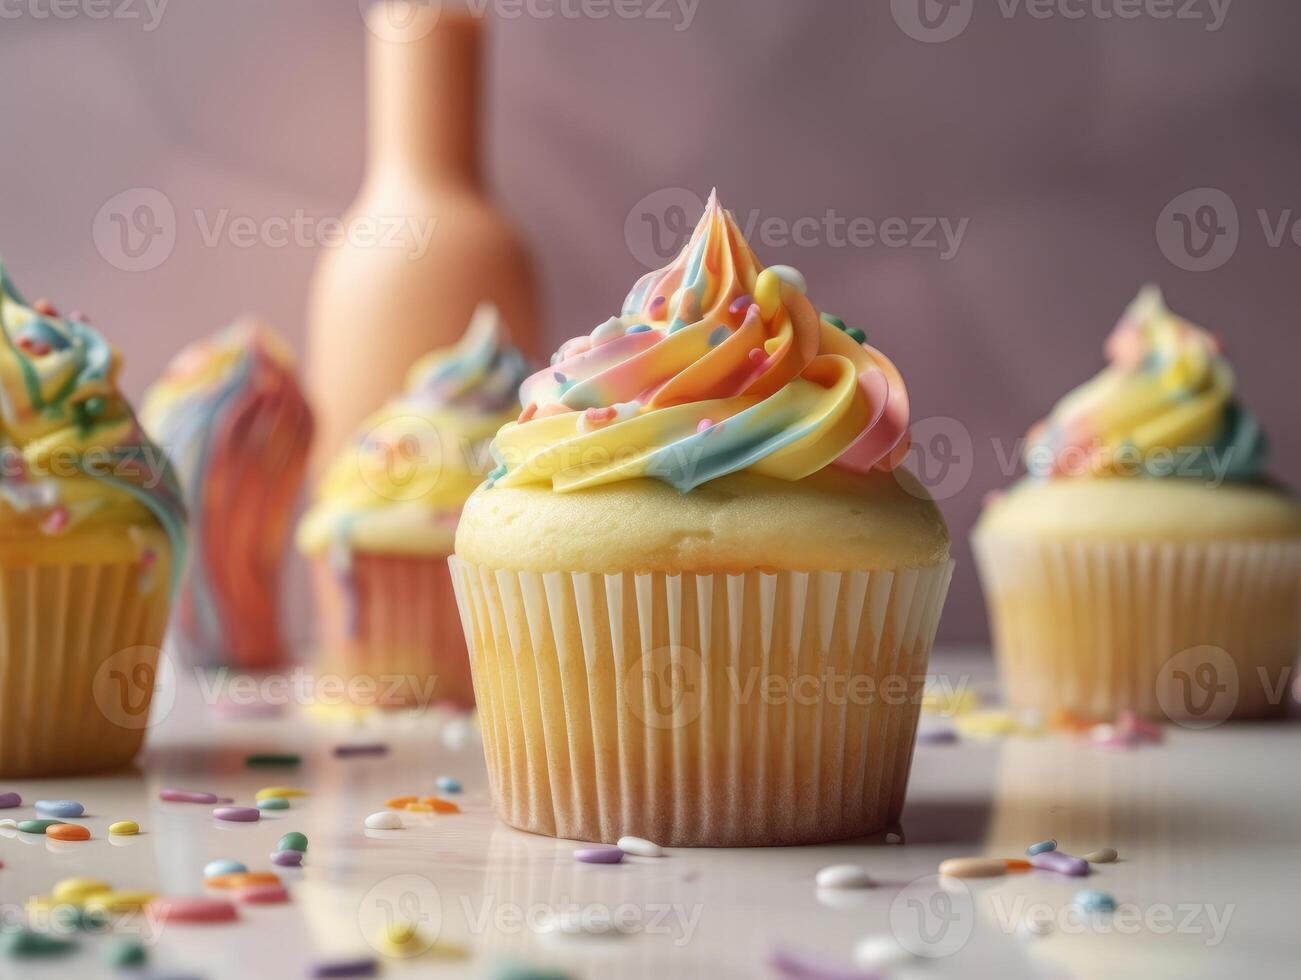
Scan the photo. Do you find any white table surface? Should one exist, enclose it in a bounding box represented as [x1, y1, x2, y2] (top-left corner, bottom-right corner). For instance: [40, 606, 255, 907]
[0, 649, 1296, 980]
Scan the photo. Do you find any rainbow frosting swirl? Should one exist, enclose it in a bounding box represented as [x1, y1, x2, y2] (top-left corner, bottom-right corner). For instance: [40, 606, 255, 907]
[297, 303, 529, 556]
[0, 261, 186, 581]
[1025, 286, 1266, 483]
[488, 191, 910, 493]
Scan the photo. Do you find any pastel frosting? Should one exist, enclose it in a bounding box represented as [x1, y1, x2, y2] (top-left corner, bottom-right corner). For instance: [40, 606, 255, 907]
[142, 321, 313, 665]
[1025, 286, 1266, 483]
[297, 303, 529, 556]
[0, 261, 186, 579]
[487, 191, 910, 493]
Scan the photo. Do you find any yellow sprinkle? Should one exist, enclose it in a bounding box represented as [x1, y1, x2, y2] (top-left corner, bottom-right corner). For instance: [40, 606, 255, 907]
[429, 939, 470, 959]
[54, 878, 112, 902]
[108, 820, 139, 836]
[84, 890, 157, 913]
[404, 802, 434, 813]
[762, 336, 783, 355]
[754, 269, 781, 320]
[255, 786, 309, 801]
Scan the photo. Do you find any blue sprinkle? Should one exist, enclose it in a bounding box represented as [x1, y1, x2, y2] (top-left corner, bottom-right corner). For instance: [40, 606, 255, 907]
[35, 800, 85, 818]
[708, 326, 729, 346]
[1027, 839, 1057, 856]
[627, 324, 652, 334]
[487, 463, 508, 482]
[436, 776, 462, 794]
[204, 858, 247, 878]
[1073, 889, 1116, 913]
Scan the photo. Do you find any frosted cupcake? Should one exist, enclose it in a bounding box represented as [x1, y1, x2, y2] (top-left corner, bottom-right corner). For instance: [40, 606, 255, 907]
[0, 262, 186, 776]
[974, 287, 1301, 723]
[451, 193, 952, 846]
[298, 304, 528, 708]
[143, 320, 313, 669]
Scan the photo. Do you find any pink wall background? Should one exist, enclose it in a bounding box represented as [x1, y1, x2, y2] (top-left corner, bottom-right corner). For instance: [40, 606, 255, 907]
[3, 0, 1299, 644]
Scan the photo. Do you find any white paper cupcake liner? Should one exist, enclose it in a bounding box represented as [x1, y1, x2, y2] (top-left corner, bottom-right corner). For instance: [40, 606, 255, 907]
[973, 533, 1301, 722]
[0, 557, 172, 777]
[449, 557, 953, 846]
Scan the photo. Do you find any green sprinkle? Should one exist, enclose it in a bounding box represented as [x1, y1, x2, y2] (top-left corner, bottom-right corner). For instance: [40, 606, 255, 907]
[16, 819, 65, 834]
[52, 907, 108, 932]
[82, 395, 106, 418]
[820, 313, 846, 331]
[257, 797, 290, 811]
[2, 929, 76, 957]
[846, 327, 867, 345]
[277, 831, 308, 853]
[492, 963, 572, 980]
[246, 753, 301, 767]
[106, 939, 147, 968]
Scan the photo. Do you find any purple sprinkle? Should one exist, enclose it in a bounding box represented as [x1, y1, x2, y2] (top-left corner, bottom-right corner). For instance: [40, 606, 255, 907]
[650, 295, 666, 310]
[160, 789, 218, 804]
[1030, 850, 1090, 876]
[729, 294, 754, 315]
[0, 792, 21, 808]
[769, 944, 881, 980]
[311, 958, 379, 978]
[553, 371, 566, 383]
[213, 806, 261, 823]
[271, 849, 303, 867]
[916, 728, 959, 745]
[333, 743, 389, 758]
[574, 846, 623, 865]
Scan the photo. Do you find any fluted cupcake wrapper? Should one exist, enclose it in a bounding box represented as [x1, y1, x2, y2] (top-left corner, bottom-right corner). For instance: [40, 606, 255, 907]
[0, 559, 172, 777]
[312, 554, 474, 709]
[449, 557, 954, 847]
[973, 533, 1301, 723]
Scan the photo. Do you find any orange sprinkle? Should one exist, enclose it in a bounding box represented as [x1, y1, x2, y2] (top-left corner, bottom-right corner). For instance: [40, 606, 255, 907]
[204, 871, 280, 890]
[385, 795, 417, 809]
[427, 797, 460, 815]
[46, 824, 90, 842]
[404, 802, 434, 813]
[1005, 859, 1032, 872]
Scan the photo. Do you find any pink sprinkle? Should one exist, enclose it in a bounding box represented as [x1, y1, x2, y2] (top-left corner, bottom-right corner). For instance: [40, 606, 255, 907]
[518, 403, 538, 424]
[748, 348, 767, 365]
[237, 884, 290, 905]
[160, 789, 219, 804]
[139, 549, 158, 570]
[696, 418, 714, 433]
[584, 406, 617, 427]
[16, 337, 51, 357]
[147, 897, 238, 924]
[213, 806, 260, 822]
[650, 295, 666, 311]
[41, 507, 70, 535]
[33, 298, 58, 317]
[728, 295, 753, 316]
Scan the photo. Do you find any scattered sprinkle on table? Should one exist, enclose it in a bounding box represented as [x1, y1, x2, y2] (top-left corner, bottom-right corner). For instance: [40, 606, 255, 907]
[237, 884, 290, 904]
[405, 801, 433, 812]
[939, 857, 1007, 878]
[0, 791, 21, 808]
[34, 800, 84, 818]
[109, 820, 139, 836]
[160, 789, 219, 804]
[1030, 850, 1090, 876]
[916, 728, 959, 745]
[1005, 859, 1033, 872]
[574, 846, 623, 865]
[815, 864, 873, 889]
[147, 896, 238, 924]
[768, 944, 864, 980]
[53, 878, 111, 902]
[204, 859, 247, 878]
[435, 776, 462, 793]
[17, 819, 64, 834]
[616, 836, 663, 857]
[1073, 889, 1117, 913]
[278, 831, 308, 852]
[213, 806, 260, 822]
[333, 743, 388, 758]
[1027, 839, 1057, 855]
[364, 812, 402, 830]
[204, 872, 280, 890]
[385, 795, 417, 809]
[257, 797, 290, 810]
[2, 928, 75, 957]
[47, 823, 91, 842]
[492, 963, 572, 980]
[107, 940, 147, 968]
[853, 934, 919, 970]
[1021, 912, 1055, 936]
[246, 753, 301, 767]
[255, 786, 308, 801]
[53, 907, 108, 931]
[271, 850, 303, 867]
[1084, 847, 1118, 863]
[426, 796, 459, 814]
[311, 956, 379, 977]
[84, 890, 157, 913]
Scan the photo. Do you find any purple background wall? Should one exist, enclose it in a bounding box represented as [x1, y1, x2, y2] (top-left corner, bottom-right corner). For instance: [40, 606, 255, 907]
[3, 0, 1299, 643]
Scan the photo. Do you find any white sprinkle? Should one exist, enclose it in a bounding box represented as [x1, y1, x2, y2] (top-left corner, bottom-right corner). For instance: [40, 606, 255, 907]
[441, 717, 478, 751]
[535, 907, 625, 939]
[815, 864, 873, 889]
[1021, 912, 1055, 936]
[364, 811, 403, 830]
[617, 836, 664, 858]
[885, 831, 904, 845]
[767, 264, 807, 294]
[0, 819, 15, 829]
[853, 935, 917, 969]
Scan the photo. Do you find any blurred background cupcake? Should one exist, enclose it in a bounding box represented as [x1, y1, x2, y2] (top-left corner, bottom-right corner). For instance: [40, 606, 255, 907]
[143, 320, 313, 670]
[974, 287, 1301, 723]
[0, 262, 186, 776]
[297, 303, 529, 709]
[452, 193, 952, 846]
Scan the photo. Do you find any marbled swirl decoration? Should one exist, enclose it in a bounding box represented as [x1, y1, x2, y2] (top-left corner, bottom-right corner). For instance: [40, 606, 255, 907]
[143, 321, 313, 667]
[1025, 286, 1266, 482]
[488, 191, 911, 493]
[0, 261, 186, 584]
[296, 303, 529, 557]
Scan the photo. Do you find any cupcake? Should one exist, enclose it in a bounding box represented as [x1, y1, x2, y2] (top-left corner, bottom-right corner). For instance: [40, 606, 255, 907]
[974, 286, 1301, 723]
[297, 303, 528, 708]
[0, 262, 186, 776]
[451, 192, 952, 846]
[142, 320, 313, 669]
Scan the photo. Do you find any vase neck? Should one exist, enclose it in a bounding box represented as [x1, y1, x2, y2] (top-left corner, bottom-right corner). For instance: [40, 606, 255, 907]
[365, 6, 482, 187]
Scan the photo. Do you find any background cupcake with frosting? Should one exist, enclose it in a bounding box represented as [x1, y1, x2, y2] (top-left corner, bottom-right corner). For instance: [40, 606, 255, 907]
[297, 303, 528, 708]
[451, 192, 952, 846]
[974, 286, 1301, 723]
[0, 262, 186, 776]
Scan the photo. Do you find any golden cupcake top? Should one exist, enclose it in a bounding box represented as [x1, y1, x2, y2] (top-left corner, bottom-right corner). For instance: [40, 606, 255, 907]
[297, 303, 529, 557]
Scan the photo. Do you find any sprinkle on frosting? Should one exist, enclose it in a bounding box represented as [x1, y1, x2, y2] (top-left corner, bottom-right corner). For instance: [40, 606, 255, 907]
[296, 303, 529, 557]
[0, 261, 186, 583]
[488, 190, 911, 493]
[1025, 286, 1266, 482]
